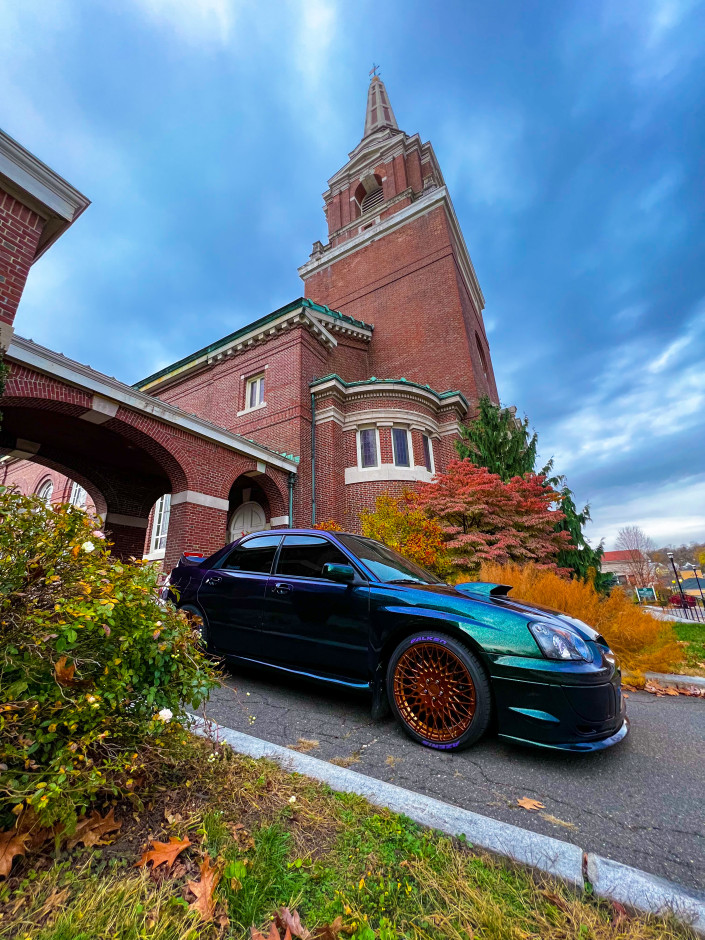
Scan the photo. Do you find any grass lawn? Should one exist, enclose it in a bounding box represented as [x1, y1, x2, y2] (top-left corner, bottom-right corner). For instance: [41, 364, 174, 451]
[672, 621, 705, 675]
[0, 736, 697, 940]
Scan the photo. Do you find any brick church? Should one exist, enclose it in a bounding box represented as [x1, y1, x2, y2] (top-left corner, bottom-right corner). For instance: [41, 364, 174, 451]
[2, 75, 498, 563]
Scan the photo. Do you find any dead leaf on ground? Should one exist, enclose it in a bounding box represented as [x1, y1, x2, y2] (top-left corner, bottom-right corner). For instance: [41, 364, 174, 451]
[314, 916, 345, 939]
[53, 656, 89, 688]
[251, 924, 291, 940]
[611, 900, 630, 926]
[385, 755, 402, 768]
[67, 808, 122, 848]
[517, 797, 545, 812]
[329, 754, 360, 768]
[36, 887, 71, 920]
[0, 829, 29, 878]
[135, 835, 191, 871]
[276, 907, 312, 939]
[187, 853, 221, 921]
[540, 889, 572, 913]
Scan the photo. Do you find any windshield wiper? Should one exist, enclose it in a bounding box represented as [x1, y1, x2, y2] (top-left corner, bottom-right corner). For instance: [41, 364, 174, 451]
[385, 578, 425, 585]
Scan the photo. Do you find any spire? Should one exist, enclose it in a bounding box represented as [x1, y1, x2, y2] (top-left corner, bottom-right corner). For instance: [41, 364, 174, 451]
[363, 68, 398, 138]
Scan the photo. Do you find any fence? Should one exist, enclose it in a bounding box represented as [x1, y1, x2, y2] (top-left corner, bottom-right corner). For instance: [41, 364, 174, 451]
[645, 602, 705, 624]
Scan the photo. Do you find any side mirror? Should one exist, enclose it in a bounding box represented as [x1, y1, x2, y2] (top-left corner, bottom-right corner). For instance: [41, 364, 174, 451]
[322, 562, 356, 584]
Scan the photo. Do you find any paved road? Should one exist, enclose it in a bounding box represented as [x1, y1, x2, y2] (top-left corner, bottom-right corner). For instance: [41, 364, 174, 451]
[196, 665, 705, 893]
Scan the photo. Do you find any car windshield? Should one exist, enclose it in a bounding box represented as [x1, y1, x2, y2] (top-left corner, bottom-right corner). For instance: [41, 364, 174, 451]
[337, 534, 444, 585]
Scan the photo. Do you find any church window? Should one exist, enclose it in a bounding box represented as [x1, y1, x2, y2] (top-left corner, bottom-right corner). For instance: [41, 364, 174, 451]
[392, 427, 411, 467]
[69, 481, 87, 507]
[245, 372, 266, 411]
[358, 427, 379, 469]
[421, 434, 434, 473]
[151, 494, 171, 553]
[37, 479, 53, 505]
[361, 185, 384, 214]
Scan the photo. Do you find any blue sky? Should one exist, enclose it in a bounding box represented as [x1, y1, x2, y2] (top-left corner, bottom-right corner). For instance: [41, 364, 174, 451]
[2, 0, 704, 548]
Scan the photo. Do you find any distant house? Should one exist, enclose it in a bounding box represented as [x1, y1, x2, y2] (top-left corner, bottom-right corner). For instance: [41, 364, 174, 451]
[602, 550, 651, 586]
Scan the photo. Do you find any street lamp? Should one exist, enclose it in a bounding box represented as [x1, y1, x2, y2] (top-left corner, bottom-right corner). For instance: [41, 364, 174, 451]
[667, 552, 690, 620]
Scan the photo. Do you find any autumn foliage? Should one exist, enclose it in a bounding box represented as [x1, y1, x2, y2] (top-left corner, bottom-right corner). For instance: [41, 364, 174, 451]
[415, 460, 572, 575]
[0, 489, 217, 832]
[360, 491, 451, 576]
[478, 561, 682, 674]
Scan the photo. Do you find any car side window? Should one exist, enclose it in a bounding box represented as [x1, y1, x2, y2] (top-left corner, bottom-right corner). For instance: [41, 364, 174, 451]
[275, 535, 351, 579]
[220, 535, 281, 574]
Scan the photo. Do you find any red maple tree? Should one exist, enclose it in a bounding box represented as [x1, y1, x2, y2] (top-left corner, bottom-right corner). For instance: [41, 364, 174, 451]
[415, 459, 573, 574]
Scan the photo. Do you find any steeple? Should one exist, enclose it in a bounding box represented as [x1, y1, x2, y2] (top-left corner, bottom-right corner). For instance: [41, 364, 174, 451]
[363, 72, 398, 138]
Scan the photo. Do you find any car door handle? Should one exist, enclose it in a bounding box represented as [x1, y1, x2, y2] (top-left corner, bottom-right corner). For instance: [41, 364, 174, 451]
[273, 582, 292, 595]
[204, 575, 223, 586]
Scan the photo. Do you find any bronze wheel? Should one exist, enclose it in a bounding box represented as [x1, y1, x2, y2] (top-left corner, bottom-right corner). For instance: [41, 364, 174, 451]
[393, 641, 477, 743]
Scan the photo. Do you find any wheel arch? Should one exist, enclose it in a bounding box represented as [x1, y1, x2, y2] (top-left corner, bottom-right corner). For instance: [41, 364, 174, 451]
[377, 615, 492, 678]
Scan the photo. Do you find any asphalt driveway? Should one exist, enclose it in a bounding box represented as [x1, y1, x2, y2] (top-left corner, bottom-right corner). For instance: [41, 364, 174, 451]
[195, 665, 705, 894]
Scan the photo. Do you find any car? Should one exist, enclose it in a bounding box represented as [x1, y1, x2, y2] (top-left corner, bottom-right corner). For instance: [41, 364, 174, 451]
[164, 529, 628, 753]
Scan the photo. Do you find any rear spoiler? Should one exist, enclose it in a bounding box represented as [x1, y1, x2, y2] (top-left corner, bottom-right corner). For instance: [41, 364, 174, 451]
[179, 551, 206, 567]
[454, 582, 513, 599]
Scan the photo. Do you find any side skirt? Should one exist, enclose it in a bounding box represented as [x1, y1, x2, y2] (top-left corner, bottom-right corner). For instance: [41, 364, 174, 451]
[223, 653, 370, 690]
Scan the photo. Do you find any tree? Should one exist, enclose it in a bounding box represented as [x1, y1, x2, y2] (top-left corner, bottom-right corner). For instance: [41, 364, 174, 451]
[455, 396, 552, 481]
[360, 491, 451, 577]
[555, 487, 608, 588]
[615, 526, 655, 588]
[415, 459, 572, 575]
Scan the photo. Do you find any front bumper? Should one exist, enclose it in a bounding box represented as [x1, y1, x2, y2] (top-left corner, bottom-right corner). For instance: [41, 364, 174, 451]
[490, 654, 628, 753]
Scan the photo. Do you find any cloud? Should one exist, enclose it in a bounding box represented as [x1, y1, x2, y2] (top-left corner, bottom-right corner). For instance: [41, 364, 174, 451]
[127, 0, 239, 45]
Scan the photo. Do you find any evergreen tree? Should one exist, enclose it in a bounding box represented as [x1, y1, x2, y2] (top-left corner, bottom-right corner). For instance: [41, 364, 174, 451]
[555, 486, 609, 589]
[456, 396, 552, 481]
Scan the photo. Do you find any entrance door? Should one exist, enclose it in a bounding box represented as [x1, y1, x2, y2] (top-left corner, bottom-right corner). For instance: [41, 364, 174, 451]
[228, 500, 266, 541]
[197, 533, 281, 655]
[261, 534, 370, 683]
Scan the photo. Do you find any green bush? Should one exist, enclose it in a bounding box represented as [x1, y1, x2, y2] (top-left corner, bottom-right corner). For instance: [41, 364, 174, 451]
[0, 488, 217, 832]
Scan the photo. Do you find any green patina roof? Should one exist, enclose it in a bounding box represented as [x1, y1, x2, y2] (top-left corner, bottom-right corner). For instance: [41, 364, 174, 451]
[309, 373, 469, 409]
[134, 298, 373, 390]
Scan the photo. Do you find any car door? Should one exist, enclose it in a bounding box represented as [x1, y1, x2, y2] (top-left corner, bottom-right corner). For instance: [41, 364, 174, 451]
[261, 534, 370, 683]
[196, 534, 282, 656]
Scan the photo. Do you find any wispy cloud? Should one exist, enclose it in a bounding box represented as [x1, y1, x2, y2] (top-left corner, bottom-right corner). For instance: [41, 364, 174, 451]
[127, 0, 240, 45]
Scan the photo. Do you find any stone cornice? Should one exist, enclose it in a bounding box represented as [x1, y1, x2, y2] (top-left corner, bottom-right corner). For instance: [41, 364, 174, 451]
[310, 374, 468, 419]
[0, 129, 90, 261]
[299, 186, 485, 313]
[312, 310, 372, 342]
[6, 335, 299, 474]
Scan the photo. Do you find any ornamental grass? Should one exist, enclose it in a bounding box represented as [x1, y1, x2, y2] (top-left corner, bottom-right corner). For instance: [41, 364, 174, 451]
[477, 562, 681, 676]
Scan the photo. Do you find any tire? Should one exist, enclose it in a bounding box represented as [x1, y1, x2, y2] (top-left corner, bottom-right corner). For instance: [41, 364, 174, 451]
[179, 604, 213, 653]
[386, 631, 491, 751]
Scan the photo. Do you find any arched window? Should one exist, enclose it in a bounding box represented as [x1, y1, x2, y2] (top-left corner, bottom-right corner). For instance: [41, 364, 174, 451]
[360, 185, 384, 213]
[69, 481, 87, 508]
[37, 479, 54, 505]
[475, 334, 489, 381]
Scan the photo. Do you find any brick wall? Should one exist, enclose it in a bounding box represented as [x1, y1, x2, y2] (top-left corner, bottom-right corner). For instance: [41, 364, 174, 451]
[0, 188, 44, 336]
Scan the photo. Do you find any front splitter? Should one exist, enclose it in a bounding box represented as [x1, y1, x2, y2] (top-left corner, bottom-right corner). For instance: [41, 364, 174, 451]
[498, 717, 629, 754]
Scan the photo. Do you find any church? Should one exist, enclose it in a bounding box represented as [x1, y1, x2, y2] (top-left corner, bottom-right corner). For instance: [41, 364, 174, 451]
[1, 74, 498, 564]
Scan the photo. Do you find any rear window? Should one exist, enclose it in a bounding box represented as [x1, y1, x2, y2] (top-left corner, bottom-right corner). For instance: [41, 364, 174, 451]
[220, 535, 281, 574]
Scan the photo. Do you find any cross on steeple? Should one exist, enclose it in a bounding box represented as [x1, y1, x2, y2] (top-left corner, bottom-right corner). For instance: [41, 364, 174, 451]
[369, 63, 380, 78]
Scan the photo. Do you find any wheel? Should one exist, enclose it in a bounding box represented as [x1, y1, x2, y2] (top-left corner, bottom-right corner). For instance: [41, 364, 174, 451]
[386, 632, 491, 750]
[179, 604, 213, 653]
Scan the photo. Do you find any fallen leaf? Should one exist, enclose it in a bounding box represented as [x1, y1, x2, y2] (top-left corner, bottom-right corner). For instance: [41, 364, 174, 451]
[290, 738, 319, 753]
[0, 830, 29, 878]
[67, 809, 122, 848]
[314, 917, 345, 939]
[540, 890, 571, 913]
[54, 656, 76, 686]
[251, 924, 289, 940]
[36, 887, 70, 919]
[611, 900, 630, 926]
[517, 797, 545, 811]
[135, 835, 191, 870]
[276, 907, 312, 939]
[188, 853, 221, 921]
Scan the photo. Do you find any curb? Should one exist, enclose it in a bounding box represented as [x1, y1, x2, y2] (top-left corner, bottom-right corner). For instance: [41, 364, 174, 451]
[645, 671, 705, 692]
[192, 717, 705, 935]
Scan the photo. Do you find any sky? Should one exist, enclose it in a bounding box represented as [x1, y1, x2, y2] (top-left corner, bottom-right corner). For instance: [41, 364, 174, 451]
[2, 0, 704, 549]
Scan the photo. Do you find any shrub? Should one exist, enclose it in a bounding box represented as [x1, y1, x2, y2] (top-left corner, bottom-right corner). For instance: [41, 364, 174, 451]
[0, 489, 218, 832]
[313, 519, 344, 531]
[360, 491, 451, 577]
[477, 561, 682, 675]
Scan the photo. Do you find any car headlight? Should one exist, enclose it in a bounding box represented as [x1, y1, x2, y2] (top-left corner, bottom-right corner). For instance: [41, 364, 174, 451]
[529, 620, 593, 662]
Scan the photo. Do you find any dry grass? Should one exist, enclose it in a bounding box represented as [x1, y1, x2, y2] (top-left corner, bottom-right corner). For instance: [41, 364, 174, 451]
[478, 562, 682, 674]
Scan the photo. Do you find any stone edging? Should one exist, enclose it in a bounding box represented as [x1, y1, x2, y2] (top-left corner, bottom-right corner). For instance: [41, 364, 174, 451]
[191, 717, 705, 936]
[645, 672, 705, 691]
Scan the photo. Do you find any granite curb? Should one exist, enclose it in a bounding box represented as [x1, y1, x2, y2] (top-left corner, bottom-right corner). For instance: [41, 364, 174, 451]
[645, 672, 705, 692]
[192, 717, 705, 935]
